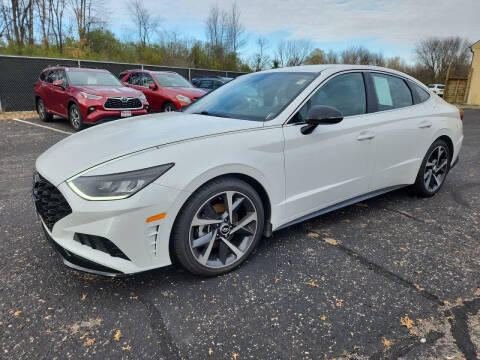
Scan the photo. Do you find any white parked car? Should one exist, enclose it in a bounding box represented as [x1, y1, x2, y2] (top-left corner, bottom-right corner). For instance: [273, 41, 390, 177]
[34, 65, 463, 276]
[428, 83, 445, 97]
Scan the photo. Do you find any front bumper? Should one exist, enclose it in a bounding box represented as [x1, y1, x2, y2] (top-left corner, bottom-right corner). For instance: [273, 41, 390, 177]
[85, 108, 149, 124]
[42, 226, 124, 276]
[34, 173, 190, 275]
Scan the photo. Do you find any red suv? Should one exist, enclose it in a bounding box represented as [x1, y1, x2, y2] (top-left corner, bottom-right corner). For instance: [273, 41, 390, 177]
[118, 70, 207, 112]
[34, 67, 149, 131]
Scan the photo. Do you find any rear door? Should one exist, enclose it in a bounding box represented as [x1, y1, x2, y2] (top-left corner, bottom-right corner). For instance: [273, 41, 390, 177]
[49, 70, 69, 116]
[42, 70, 57, 111]
[141, 73, 161, 111]
[365, 72, 435, 190]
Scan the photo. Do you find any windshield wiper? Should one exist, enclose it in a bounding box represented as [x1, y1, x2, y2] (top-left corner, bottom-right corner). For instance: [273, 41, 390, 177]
[194, 111, 231, 118]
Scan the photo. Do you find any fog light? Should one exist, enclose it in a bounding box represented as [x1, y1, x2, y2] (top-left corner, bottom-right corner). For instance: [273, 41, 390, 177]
[87, 106, 96, 115]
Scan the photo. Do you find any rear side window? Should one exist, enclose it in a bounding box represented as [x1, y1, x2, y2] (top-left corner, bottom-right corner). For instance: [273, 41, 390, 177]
[128, 73, 143, 86]
[40, 71, 49, 81]
[408, 81, 430, 104]
[45, 70, 57, 83]
[370, 73, 412, 111]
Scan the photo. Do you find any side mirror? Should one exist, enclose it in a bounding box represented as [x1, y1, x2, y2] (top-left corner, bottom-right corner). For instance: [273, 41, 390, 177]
[149, 83, 157, 90]
[301, 105, 343, 135]
[52, 80, 64, 88]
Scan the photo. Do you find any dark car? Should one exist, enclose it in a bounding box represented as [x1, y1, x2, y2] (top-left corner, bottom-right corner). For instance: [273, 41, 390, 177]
[119, 70, 207, 112]
[192, 76, 233, 92]
[34, 67, 149, 131]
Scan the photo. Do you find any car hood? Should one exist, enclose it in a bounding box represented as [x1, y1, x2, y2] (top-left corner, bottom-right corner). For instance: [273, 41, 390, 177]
[36, 112, 262, 186]
[163, 87, 207, 99]
[74, 85, 143, 97]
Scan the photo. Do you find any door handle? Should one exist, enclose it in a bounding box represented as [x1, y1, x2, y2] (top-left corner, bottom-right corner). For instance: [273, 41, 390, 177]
[418, 121, 432, 129]
[357, 131, 376, 141]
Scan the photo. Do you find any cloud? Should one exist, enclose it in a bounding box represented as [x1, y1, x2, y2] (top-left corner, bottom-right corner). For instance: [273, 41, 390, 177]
[107, 0, 480, 47]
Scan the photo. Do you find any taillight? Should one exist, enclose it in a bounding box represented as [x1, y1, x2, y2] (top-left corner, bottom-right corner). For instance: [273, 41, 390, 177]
[459, 108, 464, 121]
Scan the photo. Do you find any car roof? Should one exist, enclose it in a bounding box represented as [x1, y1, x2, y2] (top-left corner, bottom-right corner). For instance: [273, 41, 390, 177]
[258, 64, 426, 87]
[123, 69, 177, 75]
[261, 64, 411, 73]
[43, 66, 109, 72]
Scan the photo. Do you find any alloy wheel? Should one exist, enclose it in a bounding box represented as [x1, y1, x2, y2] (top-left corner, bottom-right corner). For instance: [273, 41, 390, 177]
[189, 191, 258, 269]
[38, 100, 46, 120]
[424, 145, 448, 192]
[70, 107, 81, 128]
[164, 104, 176, 112]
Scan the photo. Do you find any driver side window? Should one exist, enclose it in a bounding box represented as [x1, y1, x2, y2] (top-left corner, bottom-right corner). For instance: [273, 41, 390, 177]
[291, 72, 366, 123]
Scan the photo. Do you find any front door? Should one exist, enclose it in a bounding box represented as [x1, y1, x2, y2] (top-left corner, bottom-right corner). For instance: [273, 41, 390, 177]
[282, 72, 376, 223]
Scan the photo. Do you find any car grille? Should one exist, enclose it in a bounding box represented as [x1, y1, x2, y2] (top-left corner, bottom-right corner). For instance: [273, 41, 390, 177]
[74, 233, 130, 260]
[33, 172, 72, 231]
[104, 97, 142, 109]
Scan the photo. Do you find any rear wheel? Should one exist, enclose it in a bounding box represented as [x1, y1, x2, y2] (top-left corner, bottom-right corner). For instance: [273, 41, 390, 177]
[69, 103, 84, 131]
[37, 98, 53, 122]
[162, 102, 176, 112]
[412, 139, 450, 197]
[172, 178, 265, 276]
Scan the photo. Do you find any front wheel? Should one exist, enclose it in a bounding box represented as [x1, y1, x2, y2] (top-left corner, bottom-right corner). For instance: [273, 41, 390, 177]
[412, 139, 451, 197]
[172, 178, 265, 276]
[162, 102, 177, 112]
[69, 103, 84, 131]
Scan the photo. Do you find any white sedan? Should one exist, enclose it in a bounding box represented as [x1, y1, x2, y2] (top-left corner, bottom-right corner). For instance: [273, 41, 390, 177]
[33, 65, 463, 276]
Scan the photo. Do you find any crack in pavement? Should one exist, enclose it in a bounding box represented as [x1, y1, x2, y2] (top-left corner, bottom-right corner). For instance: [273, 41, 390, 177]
[139, 297, 182, 360]
[447, 298, 480, 360]
[328, 240, 444, 306]
[370, 330, 444, 359]
[449, 182, 480, 209]
[377, 205, 479, 243]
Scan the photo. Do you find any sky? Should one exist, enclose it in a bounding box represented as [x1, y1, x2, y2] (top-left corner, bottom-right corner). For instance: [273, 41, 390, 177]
[106, 0, 480, 63]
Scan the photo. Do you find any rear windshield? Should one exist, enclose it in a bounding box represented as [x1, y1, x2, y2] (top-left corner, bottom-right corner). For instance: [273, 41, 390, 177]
[67, 70, 122, 86]
[155, 73, 192, 88]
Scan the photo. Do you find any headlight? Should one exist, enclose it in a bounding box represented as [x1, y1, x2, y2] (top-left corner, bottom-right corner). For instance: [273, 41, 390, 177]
[176, 95, 191, 104]
[80, 92, 103, 100]
[139, 94, 147, 101]
[67, 164, 174, 200]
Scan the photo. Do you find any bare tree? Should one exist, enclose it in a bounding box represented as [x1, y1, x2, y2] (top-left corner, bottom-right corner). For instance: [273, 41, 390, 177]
[49, 0, 65, 51]
[325, 49, 338, 64]
[127, 0, 159, 48]
[69, 0, 103, 41]
[414, 37, 471, 83]
[1, 0, 34, 47]
[225, 1, 245, 53]
[250, 37, 269, 71]
[276, 39, 312, 67]
[205, 3, 226, 49]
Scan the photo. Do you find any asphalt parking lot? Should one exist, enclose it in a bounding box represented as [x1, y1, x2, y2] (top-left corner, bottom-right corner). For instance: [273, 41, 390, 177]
[1, 110, 479, 360]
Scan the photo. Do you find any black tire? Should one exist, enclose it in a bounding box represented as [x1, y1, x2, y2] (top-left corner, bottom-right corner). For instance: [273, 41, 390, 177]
[69, 103, 85, 131]
[412, 139, 451, 197]
[162, 102, 177, 112]
[37, 98, 53, 122]
[172, 178, 265, 276]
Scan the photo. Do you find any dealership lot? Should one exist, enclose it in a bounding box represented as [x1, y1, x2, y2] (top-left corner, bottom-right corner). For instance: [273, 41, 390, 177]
[1, 111, 479, 359]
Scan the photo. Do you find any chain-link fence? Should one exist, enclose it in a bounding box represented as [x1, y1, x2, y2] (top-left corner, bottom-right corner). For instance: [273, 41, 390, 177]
[0, 55, 247, 112]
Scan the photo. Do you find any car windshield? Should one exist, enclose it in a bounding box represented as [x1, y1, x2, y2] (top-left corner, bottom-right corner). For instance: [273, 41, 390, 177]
[428, 84, 436, 88]
[438, 85, 445, 89]
[67, 70, 122, 86]
[183, 72, 317, 121]
[155, 73, 192, 88]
